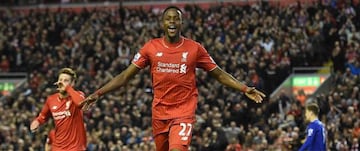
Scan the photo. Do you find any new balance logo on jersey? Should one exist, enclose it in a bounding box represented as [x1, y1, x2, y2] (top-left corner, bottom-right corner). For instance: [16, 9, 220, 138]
[156, 52, 163, 57]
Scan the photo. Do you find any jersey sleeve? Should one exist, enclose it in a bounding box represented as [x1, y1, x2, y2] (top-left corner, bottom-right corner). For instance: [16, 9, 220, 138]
[65, 85, 85, 107]
[36, 97, 52, 124]
[131, 41, 152, 69]
[196, 43, 217, 71]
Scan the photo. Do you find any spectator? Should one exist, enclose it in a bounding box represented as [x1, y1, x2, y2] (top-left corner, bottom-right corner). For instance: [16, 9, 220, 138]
[225, 137, 242, 151]
[0, 55, 10, 72]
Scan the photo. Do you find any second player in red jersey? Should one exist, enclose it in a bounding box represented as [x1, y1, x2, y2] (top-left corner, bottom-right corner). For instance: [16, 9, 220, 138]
[82, 6, 265, 151]
[31, 68, 87, 151]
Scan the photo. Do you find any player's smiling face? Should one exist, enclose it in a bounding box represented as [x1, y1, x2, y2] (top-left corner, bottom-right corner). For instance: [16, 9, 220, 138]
[162, 8, 182, 39]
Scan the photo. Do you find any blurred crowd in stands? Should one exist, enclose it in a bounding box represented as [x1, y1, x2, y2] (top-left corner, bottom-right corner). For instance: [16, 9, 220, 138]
[0, 0, 360, 150]
[0, 0, 169, 6]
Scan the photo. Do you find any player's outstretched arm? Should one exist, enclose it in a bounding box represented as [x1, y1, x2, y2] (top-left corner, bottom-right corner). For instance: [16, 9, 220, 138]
[208, 67, 265, 103]
[81, 64, 140, 110]
[30, 99, 52, 132]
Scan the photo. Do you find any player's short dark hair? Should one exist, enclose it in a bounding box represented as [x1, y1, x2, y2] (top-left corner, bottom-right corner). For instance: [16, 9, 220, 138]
[306, 103, 319, 115]
[58, 68, 77, 82]
[162, 6, 183, 20]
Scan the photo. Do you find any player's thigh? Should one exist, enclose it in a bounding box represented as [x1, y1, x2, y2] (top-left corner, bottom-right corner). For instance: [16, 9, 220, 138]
[168, 120, 194, 151]
[154, 132, 169, 151]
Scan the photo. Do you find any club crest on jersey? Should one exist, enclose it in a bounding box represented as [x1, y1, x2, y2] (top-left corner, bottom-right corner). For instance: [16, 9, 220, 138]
[65, 101, 71, 110]
[181, 52, 188, 62]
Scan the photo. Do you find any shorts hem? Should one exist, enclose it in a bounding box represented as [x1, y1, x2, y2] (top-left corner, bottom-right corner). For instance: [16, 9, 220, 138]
[169, 144, 188, 151]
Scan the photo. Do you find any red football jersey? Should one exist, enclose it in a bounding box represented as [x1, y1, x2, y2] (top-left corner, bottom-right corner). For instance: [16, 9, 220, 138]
[132, 36, 217, 119]
[36, 86, 86, 151]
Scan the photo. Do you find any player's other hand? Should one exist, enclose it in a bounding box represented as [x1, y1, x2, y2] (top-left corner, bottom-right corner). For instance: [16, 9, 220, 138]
[244, 87, 266, 103]
[30, 120, 40, 133]
[80, 93, 99, 111]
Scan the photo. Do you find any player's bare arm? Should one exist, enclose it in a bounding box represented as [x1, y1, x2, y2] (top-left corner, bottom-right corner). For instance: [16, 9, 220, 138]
[208, 67, 266, 103]
[81, 64, 140, 109]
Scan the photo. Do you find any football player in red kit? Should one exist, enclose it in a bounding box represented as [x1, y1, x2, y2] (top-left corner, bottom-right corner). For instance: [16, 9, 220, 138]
[82, 6, 265, 151]
[31, 68, 86, 151]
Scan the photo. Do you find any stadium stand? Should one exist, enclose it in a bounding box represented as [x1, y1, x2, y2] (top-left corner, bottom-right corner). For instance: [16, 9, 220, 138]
[0, 0, 359, 150]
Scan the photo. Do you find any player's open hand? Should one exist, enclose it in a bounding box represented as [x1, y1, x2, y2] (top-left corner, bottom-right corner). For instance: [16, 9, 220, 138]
[80, 93, 99, 111]
[244, 87, 266, 103]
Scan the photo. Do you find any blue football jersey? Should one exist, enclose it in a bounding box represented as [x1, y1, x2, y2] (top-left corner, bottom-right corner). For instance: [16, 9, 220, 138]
[299, 119, 326, 151]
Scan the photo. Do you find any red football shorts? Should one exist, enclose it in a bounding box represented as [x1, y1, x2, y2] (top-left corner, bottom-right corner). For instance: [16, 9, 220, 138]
[153, 117, 195, 151]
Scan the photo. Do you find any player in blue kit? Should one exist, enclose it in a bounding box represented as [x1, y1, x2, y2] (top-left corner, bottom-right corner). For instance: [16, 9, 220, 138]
[299, 103, 326, 151]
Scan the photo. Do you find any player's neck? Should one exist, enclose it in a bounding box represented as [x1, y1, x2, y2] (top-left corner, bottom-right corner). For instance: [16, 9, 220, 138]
[59, 92, 68, 99]
[166, 35, 180, 43]
[163, 36, 184, 48]
[309, 116, 318, 122]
